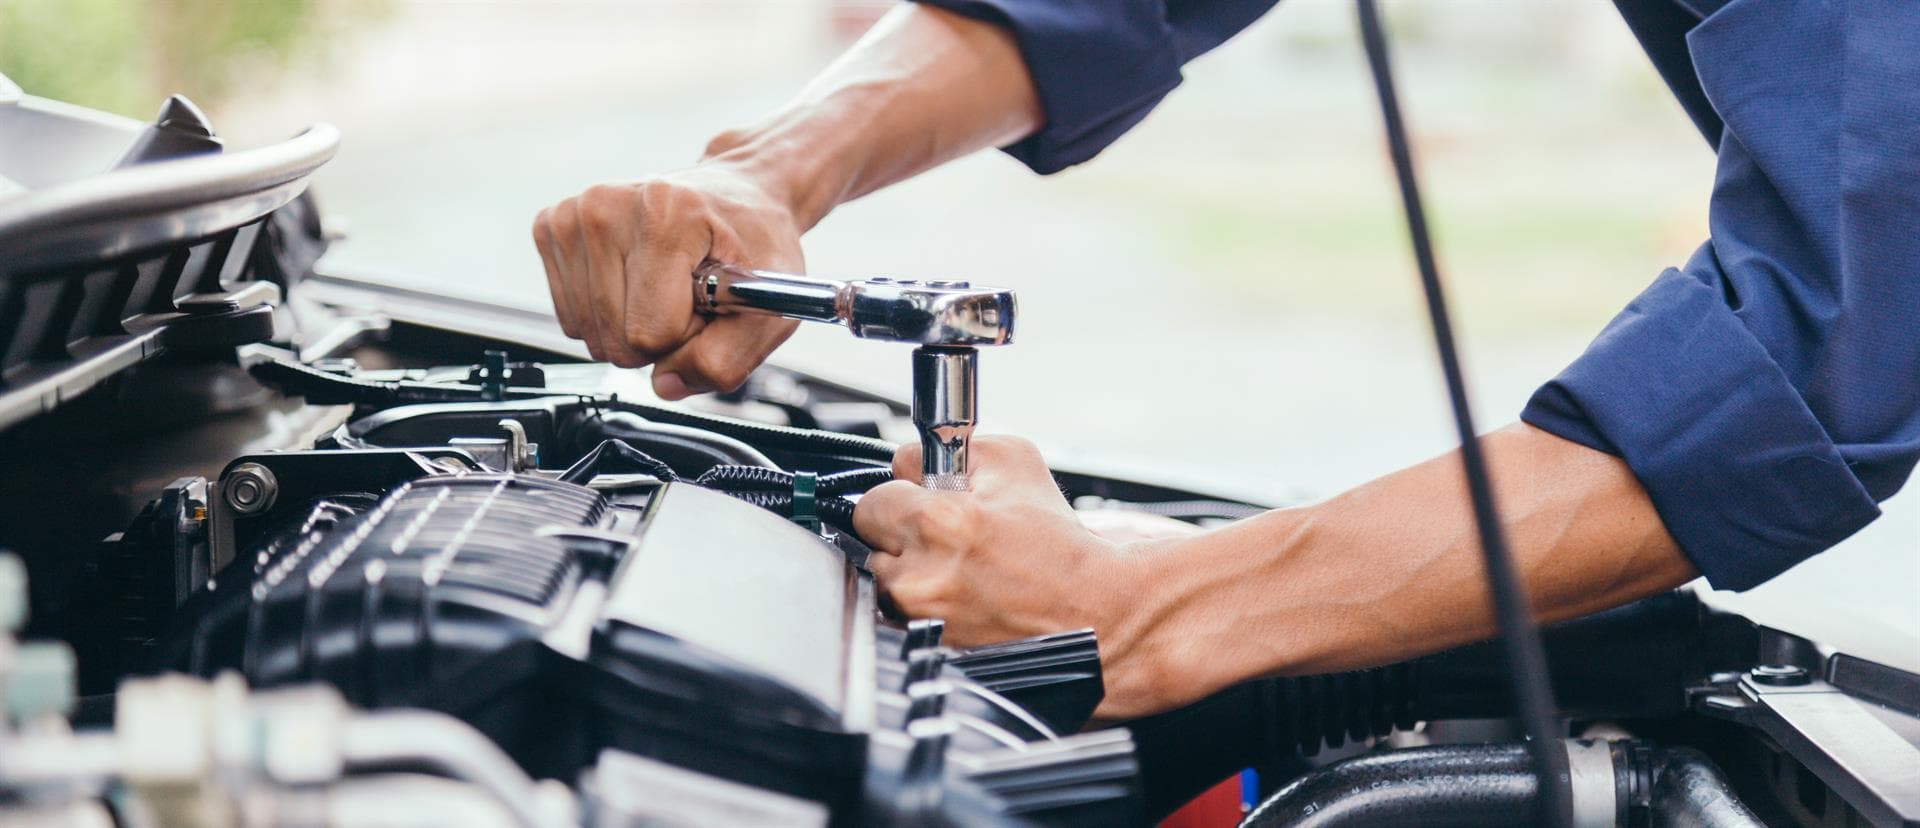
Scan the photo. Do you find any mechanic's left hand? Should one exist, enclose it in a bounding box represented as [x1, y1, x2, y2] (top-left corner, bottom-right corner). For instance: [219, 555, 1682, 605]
[854, 435, 1168, 720]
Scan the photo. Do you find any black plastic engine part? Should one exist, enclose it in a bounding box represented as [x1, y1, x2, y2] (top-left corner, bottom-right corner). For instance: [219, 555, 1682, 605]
[948, 629, 1105, 735]
[253, 354, 898, 470]
[1125, 592, 1740, 818]
[111, 95, 223, 168]
[156, 469, 1137, 825]
[1237, 741, 1764, 828]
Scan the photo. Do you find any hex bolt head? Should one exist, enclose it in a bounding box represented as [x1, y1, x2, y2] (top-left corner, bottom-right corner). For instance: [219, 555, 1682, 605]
[1750, 664, 1811, 686]
[224, 463, 278, 515]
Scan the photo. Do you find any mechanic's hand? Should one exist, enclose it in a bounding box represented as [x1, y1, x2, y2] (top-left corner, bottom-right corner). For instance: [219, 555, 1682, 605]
[855, 436, 1169, 720]
[533, 159, 803, 399]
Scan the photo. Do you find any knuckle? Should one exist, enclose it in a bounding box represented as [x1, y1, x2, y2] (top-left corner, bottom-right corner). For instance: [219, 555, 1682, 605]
[702, 128, 749, 159]
[686, 346, 751, 392]
[531, 209, 551, 244]
[638, 178, 704, 223]
[609, 352, 647, 370]
[636, 178, 678, 204]
[623, 320, 679, 357]
[547, 200, 580, 236]
[912, 498, 977, 546]
[578, 185, 631, 233]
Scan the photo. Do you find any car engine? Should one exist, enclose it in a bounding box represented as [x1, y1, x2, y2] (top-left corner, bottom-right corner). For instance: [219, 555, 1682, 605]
[2, 76, 1917, 828]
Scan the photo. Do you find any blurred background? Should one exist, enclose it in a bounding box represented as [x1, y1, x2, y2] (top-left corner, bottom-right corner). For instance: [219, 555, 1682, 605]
[4, 0, 1912, 662]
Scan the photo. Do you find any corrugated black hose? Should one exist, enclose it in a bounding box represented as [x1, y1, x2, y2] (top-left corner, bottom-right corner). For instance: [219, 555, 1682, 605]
[560, 440, 880, 535]
[694, 464, 894, 495]
[1353, 2, 1571, 825]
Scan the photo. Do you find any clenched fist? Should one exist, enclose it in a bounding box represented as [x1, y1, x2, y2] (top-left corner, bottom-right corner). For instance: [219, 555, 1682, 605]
[533, 160, 804, 399]
[855, 436, 1180, 719]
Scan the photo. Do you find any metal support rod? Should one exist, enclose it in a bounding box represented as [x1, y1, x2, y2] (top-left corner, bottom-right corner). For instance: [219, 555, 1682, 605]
[1353, 2, 1569, 825]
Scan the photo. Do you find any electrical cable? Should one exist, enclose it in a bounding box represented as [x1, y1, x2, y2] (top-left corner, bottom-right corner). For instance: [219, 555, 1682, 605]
[1352, 2, 1571, 825]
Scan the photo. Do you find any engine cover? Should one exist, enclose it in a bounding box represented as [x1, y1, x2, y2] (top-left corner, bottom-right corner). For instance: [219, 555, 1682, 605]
[161, 467, 1137, 826]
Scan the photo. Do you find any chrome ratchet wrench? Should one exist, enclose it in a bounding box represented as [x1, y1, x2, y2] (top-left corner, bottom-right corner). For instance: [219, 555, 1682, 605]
[691, 260, 1016, 490]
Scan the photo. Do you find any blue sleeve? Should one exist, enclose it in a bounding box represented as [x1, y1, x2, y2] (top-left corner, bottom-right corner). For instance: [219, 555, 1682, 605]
[1521, 0, 1920, 590]
[909, 0, 1281, 173]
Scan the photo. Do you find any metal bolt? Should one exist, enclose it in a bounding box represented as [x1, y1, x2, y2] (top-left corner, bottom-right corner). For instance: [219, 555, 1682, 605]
[1749, 664, 1810, 686]
[225, 463, 279, 515]
[498, 419, 533, 473]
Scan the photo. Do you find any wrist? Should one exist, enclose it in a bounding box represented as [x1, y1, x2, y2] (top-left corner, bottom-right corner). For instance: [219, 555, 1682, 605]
[1105, 507, 1329, 715]
[1091, 535, 1213, 717]
[699, 109, 859, 232]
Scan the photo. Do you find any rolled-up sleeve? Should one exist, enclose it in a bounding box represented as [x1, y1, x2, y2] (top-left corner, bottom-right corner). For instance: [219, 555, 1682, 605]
[1522, 0, 1920, 590]
[910, 0, 1280, 173]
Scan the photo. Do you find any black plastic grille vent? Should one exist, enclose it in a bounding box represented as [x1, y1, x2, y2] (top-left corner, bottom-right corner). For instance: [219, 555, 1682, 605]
[256, 474, 606, 608]
[202, 473, 612, 696]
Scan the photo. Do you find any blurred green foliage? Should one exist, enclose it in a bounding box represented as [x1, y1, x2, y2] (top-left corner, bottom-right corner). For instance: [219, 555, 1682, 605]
[0, 0, 386, 118]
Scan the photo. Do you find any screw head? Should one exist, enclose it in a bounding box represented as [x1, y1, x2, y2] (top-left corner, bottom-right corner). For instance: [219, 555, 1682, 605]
[225, 463, 278, 515]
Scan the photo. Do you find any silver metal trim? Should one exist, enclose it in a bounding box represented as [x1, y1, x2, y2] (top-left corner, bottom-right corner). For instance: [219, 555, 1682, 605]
[0, 123, 339, 272]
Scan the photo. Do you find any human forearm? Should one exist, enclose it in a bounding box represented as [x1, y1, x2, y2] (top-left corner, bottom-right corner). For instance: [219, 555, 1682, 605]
[1116, 422, 1697, 712]
[702, 4, 1041, 230]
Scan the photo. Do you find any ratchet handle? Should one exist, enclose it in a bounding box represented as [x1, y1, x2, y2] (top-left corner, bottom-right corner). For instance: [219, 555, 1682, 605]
[692, 261, 846, 324]
[692, 260, 1015, 346]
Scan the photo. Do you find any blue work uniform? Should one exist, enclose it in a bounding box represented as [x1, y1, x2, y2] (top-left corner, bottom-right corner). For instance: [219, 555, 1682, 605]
[911, 0, 1920, 590]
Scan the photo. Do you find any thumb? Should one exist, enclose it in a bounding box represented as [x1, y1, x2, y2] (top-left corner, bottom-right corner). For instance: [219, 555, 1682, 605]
[853, 479, 934, 555]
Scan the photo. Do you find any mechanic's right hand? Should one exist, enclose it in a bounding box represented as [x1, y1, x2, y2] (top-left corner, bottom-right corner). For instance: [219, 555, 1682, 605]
[533, 161, 804, 400]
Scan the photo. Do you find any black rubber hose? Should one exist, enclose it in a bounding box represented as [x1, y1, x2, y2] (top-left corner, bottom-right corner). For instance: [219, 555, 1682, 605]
[723, 490, 860, 534]
[1241, 743, 1544, 827]
[1650, 748, 1765, 827]
[598, 398, 896, 465]
[819, 467, 895, 495]
[693, 464, 791, 490]
[694, 465, 895, 495]
[559, 439, 680, 485]
[1238, 742, 1764, 828]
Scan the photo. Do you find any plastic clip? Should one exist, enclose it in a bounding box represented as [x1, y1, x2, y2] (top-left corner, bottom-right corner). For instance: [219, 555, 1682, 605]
[480, 349, 508, 401]
[791, 471, 819, 532]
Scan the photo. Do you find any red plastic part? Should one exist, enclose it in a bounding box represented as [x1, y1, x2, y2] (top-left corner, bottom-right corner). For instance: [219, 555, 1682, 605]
[1158, 774, 1244, 828]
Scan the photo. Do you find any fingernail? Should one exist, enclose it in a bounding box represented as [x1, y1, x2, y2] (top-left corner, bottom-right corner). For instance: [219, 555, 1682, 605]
[653, 371, 689, 400]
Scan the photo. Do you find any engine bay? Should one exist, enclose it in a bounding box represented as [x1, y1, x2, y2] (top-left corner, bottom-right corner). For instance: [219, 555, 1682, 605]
[3, 78, 1918, 828]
